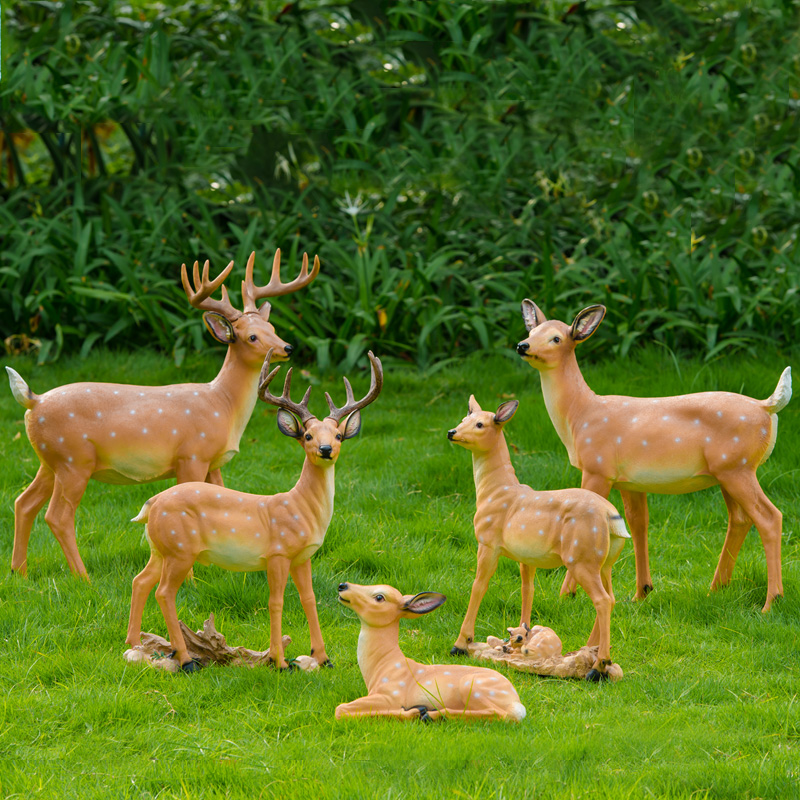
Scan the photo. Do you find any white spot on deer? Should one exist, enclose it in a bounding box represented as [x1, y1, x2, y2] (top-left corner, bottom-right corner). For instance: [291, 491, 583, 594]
[675, 437, 680, 443]
[191, 529, 197, 536]
[742, 458, 748, 465]
[399, 681, 405, 687]
[283, 500, 289, 506]
[597, 456, 603, 463]
[722, 454, 727, 460]
[172, 429, 177, 435]
[502, 503, 508, 509]
[642, 440, 648, 446]
[582, 422, 589, 429]
[733, 436, 739, 443]
[158, 409, 163, 414]
[182, 511, 187, 517]
[474, 692, 482, 698]
[276, 544, 282, 551]
[616, 437, 622, 444]
[110, 431, 116, 437]
[216, 494, 222, 499]
[662, 415, 669, 421]
[200, 432, 206, 438]
[603, 417, 608, 423]
[191, 454, 197, 460]
[478, 536, 484, 544]
[193, 391, 199, 397]
[231, 528, 236, 534]
[38, 416, 45, 423]
[717, 411, 723, 417]
[539, 529, 544, 535]
[130, 409, 136, 415]
[86, 389, 91, 393]
[69, 412, 74, 418]
[293, 514, 299, 520]
[597, 548, 604, 556]
[694, 419, 700, 425]
[67, 456, 72, 463]
[520, 524, 526, 530]
[170, 530, 176, 535]
[573, 539, 578, 546]
[300, 531, 306, 537]
[556, 515, 561, 521]
[503, 486, 509, 491]
[740, 415, 746, 421]
[592, 526, 598, 533]
[271, 518, 276, 524]
[212, 529, 217, 535]
[166, 392, 172, 397]
[448, 683, 454, 688]
[142, 428, 148, 434]
[201, 512, 206, 518]
[706, 436, 711, 442]
[280, 530, 285, 537]
[622, 401, 629, 407]
[548, 498, 553, 504]
[486, 516, 492, 523]
[82, 434, 88, 440]
[185, 409, 191, 415]
[521, 507, 526, 513]
[585, 438, 592, 444]
[113, 391, 118, 396]
[381, 677, 389, 683]
[178, 543, 183, 549]
[632, 417, 638, 423]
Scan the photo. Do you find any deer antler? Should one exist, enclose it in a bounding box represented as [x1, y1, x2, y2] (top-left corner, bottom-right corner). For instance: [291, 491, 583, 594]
[181, 259, 241, 320]
[242, 249, 321, 314]
[325, 352, 383, 423]
[258, 349, 315, 425]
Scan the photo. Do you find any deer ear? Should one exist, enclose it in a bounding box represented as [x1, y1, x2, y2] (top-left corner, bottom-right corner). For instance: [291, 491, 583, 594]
[521, 299, 547, 332]
[402, 592, 446, 615]
[203, 312, 236, 344]
[258, 301, 272, 321]
[494, 400, 519, 425]
[468, 394, 482, 414]
[570, 305, 606, 342]
[523, 622, 530, 632]
[340, 410, 362, 440]
[276, 409, 303, 439]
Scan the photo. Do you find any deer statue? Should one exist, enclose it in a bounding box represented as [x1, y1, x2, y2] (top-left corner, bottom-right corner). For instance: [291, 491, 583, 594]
[335, 582, 526, 722]
[5, 249, 319, 578]
[125, 349, 383, 672]
[516, 300, 792, 612]
[504, 623, 562, 660]
[447, 396, 629, 680]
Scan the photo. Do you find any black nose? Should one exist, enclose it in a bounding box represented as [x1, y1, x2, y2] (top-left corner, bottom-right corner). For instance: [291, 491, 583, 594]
[447, 430, 456, 440]
[516, 341, 530, 355]
[319, 445, 333, 458]
[338, 583, 348, 593]
[284, 344, 293, 355]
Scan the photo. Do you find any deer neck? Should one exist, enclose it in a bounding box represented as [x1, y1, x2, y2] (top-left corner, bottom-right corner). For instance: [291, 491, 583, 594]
[210, 348, 262, 449]
[287, 458, 336, 535]
[538, 354, 596, 466]
[472, 433, 519, 505]
[356, 620, 409, 692]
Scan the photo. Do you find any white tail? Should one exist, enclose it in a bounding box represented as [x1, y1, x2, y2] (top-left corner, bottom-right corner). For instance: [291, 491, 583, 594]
[125, 352, 383, 672]
[6, 249, 319, 578]
[335, 582, 525, 722]
[517, 300, 789, 612]
[447, 395, 628, 678]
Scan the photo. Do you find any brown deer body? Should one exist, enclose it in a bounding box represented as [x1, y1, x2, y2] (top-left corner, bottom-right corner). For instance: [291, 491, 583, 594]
[516, 300, 792, 612]
[335, 582, 526, 722]
[447, 397, 629, 678]
[125, 350, 383, 671]
[6, 250, 318, 577]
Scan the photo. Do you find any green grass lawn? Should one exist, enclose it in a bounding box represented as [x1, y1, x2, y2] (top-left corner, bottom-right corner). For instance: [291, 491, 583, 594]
[0, 346, 798, 799]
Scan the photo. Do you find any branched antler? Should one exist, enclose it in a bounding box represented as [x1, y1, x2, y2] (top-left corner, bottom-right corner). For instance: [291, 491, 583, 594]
[242, 249, 321, 315]
[258, 349, 315, 425]
[325, 352, 383, 422]
[181, 259, 240, 320]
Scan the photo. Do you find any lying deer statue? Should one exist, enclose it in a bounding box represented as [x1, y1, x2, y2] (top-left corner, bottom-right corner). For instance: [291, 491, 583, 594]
[447, 396, 629, 680]
[335, 582, 526, 722]
[516, 300, 792, 612]
[125, 349, 383, 671]
[6, 249, 318, 577]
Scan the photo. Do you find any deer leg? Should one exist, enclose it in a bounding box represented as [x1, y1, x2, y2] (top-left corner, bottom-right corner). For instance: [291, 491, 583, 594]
[335, 695, 428, 720]
[519, 563, 535, 627]
[266, 556, 292, 669]
[175, 458, 211, 484]
[153, 556, 195, 666]
[205, 469, 224, 487]
[126, 550, 164, 647]
[452, 545, 500, 655]
[620, 489, 652, 600]
[571, 563, 614, 674]
[43, 469, 91, 577]
[716, 471, 782, 612]
[290, 558, 330, 666]
[710, 487, 753, 591]
[561, 472, 614, 597]
[12, 464, 55, 575]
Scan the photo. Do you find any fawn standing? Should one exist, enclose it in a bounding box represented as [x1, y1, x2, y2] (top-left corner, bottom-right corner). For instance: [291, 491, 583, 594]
[447, 396, 629, 678]
[516, 300, 791, 611]
[125, 350, 383, 671]
[6, 250, 319, 577]
[335, 582, 526, 721]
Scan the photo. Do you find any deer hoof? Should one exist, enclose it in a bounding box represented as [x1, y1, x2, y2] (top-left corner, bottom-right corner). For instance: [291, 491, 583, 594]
[585, 668, 609, 683]
[407, 705, 433, 723]
[320, 659, 334, 668]
[179, 658, 203, 674]
[450, 645, 469, 657]
[281, 661, 298, 672]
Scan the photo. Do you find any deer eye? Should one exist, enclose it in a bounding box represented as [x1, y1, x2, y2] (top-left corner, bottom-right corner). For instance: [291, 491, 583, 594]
[249, 334, 258, 342]
[552, 336, 561, 344]
[335, 433, 342, 440]
[476, 422, 483, 429]
[375, 594, 385, 602]
[305, 433, 312, 441]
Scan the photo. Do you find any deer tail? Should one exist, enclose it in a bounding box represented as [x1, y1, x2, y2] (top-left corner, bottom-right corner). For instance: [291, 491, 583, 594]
[131, 499, 153, 524]
[608, 514, 630, 539]
[5, 367, 38, 409]
[762, 367, 791, 414]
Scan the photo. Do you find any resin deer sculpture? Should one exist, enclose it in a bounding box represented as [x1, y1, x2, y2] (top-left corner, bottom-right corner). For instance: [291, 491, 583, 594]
[125, 349, 383, 671]
[335, 582, 526, 722]
[516, 300, 792, 612]
[447, 396, 629, 680]
[6, 249, 319, 578]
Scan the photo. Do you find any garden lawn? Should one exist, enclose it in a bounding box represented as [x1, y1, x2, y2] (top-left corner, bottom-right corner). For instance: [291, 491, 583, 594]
[0, 346, 798, 799]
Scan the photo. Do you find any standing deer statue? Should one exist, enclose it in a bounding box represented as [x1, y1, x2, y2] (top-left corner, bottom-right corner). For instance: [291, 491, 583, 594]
[516, 300, 792, 612]
[447, 396, 629, 680]
[125, 349, 383, 671]
[335, 582, 526, 722]
[5, 249, 318, 578]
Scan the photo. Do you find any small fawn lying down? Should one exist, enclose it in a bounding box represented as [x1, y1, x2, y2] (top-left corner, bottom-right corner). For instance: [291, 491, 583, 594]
[447, 396, 630, 679]
[335, 583, 526, 722]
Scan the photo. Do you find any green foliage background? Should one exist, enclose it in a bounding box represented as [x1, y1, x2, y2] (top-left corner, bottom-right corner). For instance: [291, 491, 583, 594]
[2, 0, 799, 368]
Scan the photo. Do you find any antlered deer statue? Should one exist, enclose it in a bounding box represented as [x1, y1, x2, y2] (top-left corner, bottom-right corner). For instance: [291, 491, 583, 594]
[516, 300, 792, 612]
[6, 249, 319, 577]
[125, 349, 383, 672]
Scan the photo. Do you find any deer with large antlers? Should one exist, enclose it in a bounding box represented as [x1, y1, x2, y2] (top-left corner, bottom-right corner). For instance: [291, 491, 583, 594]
[125, 349, 383, 671]
[447, 396, 629, 679]
[335, 582, 526, 722]
[516, 300, 792, 612]
[6, 249, 318, 577]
